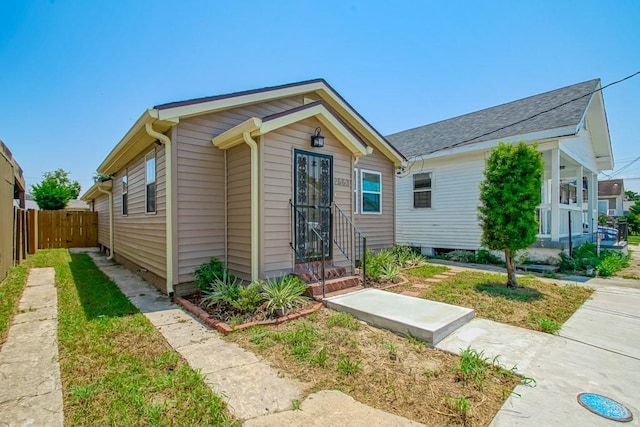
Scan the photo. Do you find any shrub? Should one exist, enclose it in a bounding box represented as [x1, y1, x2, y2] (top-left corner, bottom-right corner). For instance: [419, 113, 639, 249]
[597, 252, 629, 277]
[477, 249, 503, 265]
[364, 248, 397, 282]
[262, 276, 307, 315]
[445, 250, 477, 263]
[193, 257, 230, 291]
[390, 245, 424, 268]
[229, 281, 264, 313]
[200, 272, 241, 308]
[559, 242, 629, 276]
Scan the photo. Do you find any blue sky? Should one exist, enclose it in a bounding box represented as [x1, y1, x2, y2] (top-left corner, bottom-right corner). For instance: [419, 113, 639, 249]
[1, 0, 639, 193]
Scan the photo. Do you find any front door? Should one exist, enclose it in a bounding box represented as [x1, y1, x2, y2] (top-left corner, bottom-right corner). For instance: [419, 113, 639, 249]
[293, 150, 333, 260]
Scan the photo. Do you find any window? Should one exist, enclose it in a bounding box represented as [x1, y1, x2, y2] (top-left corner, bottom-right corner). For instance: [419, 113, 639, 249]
[145, 151, 156, 213]
[361, 170, 382, 214]
[353, 168, 359, 214]
[122, 171, 128, 215]
[413, 172, 432, 208]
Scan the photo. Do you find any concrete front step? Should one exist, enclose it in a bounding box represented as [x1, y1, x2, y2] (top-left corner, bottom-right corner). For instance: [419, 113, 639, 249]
[305, 275, 361, 297]
[325, 288, 475, 346]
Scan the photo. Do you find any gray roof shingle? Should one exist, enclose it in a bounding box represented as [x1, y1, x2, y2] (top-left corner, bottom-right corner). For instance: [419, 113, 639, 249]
[386, 79, 600, 158]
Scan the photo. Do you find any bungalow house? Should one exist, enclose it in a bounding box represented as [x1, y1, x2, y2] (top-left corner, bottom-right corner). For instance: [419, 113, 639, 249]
[598, 179, 625, 216]
[388, 79, 614, 261]
[82, 80, 405, 296]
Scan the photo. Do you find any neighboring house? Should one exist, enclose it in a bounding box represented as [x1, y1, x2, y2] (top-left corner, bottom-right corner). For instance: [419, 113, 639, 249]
[82, 79, 405, 295]
[598, 179, 625, 216]
[388, 79, 613, 260]
[65, 199, 91, 211]
[24, 193, 39, 210]
[1, 139, 25, 282]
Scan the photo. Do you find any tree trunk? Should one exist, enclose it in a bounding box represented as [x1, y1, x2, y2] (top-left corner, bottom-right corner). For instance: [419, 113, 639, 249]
[505, 249, 518, 288]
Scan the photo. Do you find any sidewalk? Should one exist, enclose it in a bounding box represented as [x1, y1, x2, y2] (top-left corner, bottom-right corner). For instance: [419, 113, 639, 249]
[437, 281, 640, 425]
[0, 268, 63, 427]
[88, 252, 423, 426]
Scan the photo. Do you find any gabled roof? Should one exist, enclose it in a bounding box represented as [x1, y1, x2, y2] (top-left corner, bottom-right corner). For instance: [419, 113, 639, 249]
[598, 179, 624, 197]
[387, 79, 601, 158]
[94, 79, 405, 176]
[211, 101, 373, 159]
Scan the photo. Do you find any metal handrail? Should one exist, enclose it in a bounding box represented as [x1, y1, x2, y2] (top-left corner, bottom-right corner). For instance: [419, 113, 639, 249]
[333, 203, 367, 287]
[290, 200, 326, 298]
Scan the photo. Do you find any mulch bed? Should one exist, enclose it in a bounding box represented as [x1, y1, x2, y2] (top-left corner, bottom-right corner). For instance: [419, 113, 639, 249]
[175, 292, 322, 335]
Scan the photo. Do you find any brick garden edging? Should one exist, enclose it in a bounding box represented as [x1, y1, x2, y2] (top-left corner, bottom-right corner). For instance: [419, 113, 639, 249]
[174, 296, 323, 335]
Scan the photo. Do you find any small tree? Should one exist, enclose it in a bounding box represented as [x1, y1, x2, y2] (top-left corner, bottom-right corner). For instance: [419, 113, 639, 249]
[31, 169, 81, 210]
[478, 142, 543, 287]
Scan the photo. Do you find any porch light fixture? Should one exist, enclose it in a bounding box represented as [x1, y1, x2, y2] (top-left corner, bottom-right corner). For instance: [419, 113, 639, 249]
[311, 127, 325, 148]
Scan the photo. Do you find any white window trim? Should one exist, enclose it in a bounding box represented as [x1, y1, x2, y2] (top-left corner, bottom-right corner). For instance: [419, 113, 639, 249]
[353, 168, 359, 214]
[360, 169, 382, 215]
[122, 169, 128, 216]
[145, 150, 157, 214]
[413, 171, 433, 209]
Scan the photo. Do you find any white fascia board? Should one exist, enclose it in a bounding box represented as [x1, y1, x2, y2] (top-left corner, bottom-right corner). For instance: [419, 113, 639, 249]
[97, 109, 179, 174]
[158, 82, 327, 121]
[409, 126, 576, 164]
[318, 92, 404, 165]
[256, 104, 368, 157]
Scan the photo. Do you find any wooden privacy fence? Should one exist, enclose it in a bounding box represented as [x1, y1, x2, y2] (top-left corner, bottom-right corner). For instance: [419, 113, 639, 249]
[38, 210, 98, 249]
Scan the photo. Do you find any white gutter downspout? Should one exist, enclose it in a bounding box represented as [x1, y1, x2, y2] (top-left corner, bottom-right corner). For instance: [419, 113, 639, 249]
[242, 131, 259, 281]
[145, 122, 174, 296]
[97, 184, 114, 260]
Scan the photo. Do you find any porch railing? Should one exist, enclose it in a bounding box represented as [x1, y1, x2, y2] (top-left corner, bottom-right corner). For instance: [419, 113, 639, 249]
[333, 203, 367, 287]
[290, 200, 326, 298]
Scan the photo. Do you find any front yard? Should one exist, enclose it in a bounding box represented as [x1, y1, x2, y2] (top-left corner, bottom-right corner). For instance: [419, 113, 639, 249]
[226, 309, 522, 426]
[0, 250, 237, 426]
[395, 267, 593, 333]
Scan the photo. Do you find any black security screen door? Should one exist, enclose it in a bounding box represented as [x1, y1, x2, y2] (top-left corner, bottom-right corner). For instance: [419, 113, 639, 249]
[293, 150, 333, 260]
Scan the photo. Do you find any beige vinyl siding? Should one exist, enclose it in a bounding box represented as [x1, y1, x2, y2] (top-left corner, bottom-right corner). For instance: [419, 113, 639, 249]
[261, 117, 351, 277]
[354, 148, 395, 250]
[226, 143, 252, 280]
[95, 194, 110, 248]
[395, 151, 485, 251]
[112, 145, 167, 278]
[175, 96, 305, 283]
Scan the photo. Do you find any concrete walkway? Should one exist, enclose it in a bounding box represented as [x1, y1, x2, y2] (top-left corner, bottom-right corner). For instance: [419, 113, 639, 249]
[437, 282, 640, 426]
[88, 252, 422, 425]
[0, 268, 63, 427]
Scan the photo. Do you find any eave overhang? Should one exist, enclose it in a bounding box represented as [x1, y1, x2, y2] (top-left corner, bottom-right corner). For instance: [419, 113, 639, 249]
[97, 109, 179, 175]
[211, 102, 371, 158]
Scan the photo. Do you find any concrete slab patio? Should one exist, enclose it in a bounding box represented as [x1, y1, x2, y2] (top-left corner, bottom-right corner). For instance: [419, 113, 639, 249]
[325, 288, 475, 345]
[0, 268, 63, 427]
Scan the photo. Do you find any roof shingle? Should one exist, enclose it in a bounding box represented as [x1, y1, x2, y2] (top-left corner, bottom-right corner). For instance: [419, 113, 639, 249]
[386, 79, 600, 158]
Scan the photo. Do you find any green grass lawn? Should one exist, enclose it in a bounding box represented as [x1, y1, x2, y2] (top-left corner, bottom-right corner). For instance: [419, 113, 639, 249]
[401, 268, 593, 333]
[0, 264, 28, 345]
[628, 235, 640, 245]
[19, 249, 237, 426]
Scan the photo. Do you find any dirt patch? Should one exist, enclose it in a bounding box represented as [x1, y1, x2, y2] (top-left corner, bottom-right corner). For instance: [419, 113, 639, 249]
[618, 244, 640, 279]
[226, 309, 521, 426]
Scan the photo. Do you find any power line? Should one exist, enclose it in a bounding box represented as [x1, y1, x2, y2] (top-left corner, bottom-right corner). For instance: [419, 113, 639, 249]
[397, 71, 640, 178]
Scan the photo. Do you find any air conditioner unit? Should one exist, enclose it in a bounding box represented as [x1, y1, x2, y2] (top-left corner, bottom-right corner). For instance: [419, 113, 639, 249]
[607, 209, 616, 216]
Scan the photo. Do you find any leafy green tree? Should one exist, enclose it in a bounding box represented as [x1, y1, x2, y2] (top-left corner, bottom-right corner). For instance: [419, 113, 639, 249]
[478, 142, 543, 287]
[624, 190, 639, 202]
[31, 169, 81, 210]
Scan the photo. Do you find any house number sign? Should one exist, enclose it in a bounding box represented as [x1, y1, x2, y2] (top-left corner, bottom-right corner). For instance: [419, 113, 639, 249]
[333, 178, 350, 187]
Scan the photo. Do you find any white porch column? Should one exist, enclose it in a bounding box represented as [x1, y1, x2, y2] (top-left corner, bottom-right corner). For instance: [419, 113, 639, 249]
[551, 149, 560, 241]
[589, 172, 598, 232]
[576, 166, 583, 206]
